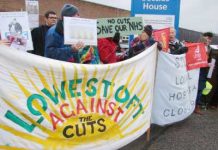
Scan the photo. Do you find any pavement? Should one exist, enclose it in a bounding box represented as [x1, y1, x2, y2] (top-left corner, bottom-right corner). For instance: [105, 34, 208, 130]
[120, 108, 218, 150]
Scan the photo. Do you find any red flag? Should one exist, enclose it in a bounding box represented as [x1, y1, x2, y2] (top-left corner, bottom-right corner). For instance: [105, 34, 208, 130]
[185, 43, 208, 70]
[153, 28, 170, 52]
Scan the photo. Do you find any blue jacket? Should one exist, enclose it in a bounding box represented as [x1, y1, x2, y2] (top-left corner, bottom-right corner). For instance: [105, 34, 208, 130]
[44, 22, 79, 62]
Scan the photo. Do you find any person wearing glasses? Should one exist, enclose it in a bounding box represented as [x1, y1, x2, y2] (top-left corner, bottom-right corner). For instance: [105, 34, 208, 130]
[44, 4, 84, 63]
[31, 10, 57, 56]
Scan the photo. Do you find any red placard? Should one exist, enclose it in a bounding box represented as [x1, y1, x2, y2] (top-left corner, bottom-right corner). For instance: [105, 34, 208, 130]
[153, 28, 170, 52]
[185, 43, 208, 70]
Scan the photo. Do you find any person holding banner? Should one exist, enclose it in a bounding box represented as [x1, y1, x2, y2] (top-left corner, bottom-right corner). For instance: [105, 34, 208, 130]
[0, 40, 10, 46]
[169, 27, 188, 55]
[45, 4, 84, 63]
[31, 10, 57, 56]
[129, 25, 155, 56]
[0, 33, 10, 46]
[129, 25, 156, 57]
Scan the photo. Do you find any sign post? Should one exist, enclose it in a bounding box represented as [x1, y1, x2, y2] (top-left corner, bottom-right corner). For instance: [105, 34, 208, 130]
[131, 0, 181, 33]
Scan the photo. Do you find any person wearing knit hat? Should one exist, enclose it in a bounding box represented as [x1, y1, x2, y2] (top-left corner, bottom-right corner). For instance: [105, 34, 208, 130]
[143, 25, 153, 37]
[61, 4, 79, 19]
[44, 3, 84, 63]
[129, 24, 156, 57]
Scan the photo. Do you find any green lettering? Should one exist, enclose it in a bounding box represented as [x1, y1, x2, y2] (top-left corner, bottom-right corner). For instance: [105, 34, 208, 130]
[27, 94, 47, 116]
[102, 80, 112, 97]
[5, 110, 43, 133]
[85, 78, 98, 97]
[69, 79, 82, 97]
[41, 88, 58, 104]
[56, 81, 66, 100]
[41, 81, 66, 104]
[115, 85, 130, 103]
[133, 103, 143, 118]
[126, 95, 140, 109]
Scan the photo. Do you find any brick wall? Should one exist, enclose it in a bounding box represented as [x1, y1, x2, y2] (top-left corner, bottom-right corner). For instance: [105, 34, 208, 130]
[0, 0, 130, 25]
[0, 0, 25, 12]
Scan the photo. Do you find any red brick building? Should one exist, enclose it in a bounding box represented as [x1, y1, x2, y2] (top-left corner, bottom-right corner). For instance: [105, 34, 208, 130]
[0, 0, 130, 25]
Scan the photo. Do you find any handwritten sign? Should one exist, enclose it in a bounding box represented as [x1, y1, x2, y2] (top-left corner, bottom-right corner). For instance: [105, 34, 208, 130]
[97, 17, 143, 38]
[151, 52, 199, 125]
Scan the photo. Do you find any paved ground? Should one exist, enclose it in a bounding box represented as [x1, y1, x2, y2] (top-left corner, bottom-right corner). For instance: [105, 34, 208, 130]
[120, 108, 218, 150]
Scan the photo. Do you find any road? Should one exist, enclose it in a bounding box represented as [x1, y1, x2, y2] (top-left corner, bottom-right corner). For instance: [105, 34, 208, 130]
[120, 108, 218, 150]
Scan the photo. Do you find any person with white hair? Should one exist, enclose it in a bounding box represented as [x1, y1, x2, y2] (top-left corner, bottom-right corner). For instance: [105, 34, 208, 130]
[169, 27, 188, 55]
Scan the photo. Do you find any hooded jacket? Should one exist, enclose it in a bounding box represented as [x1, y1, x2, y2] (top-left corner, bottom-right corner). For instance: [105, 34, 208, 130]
[44, 20, 79, 62]
[97, 38, 122, 64]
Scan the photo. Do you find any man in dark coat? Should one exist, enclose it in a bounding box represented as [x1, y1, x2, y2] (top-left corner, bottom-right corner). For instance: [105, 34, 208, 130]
[31, 10, 57, 56]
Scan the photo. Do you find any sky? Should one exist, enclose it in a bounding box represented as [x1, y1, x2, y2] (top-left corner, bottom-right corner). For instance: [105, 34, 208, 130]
[82, 0, 218, 34]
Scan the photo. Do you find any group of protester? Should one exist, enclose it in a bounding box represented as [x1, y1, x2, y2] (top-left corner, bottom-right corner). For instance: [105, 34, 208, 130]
[0, 3, 217, 114]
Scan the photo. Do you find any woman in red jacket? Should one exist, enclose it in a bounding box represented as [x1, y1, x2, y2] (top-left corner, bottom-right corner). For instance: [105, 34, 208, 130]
[97, 32, 125, 64]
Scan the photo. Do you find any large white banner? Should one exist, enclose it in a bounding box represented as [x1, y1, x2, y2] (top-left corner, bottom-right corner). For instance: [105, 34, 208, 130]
[151, 51, 199, 125]
[0, 44, 157, 150]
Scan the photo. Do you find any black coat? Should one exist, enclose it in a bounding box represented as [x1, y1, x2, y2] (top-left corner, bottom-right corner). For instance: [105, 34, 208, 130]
[31, 25, 51, 56]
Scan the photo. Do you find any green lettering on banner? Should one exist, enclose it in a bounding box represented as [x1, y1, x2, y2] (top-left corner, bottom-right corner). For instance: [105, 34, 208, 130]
[41, 81, 66, 104]
[102, 80, 112, 98]
[133, 103, 143, 118]
[27, 94, 47, 116]
[41, 88, 58, 105]
[5, 110, 44, 133]
[69, 79, 82, 97]
[97, 17, 143, 38]
[125, 95, 143, 118]
[56, 81, 67, 100]
[115, 85, 130, 103]
[85, 78, 98, 97]
[126, 95, 140, 109]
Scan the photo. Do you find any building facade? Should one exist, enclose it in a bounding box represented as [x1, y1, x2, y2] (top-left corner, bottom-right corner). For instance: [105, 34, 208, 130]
[0, 0, 130, 25]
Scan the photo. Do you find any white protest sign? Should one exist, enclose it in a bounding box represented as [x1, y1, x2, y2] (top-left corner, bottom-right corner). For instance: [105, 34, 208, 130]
[64, 17, 97, 46]
[151, 51, 199, 125]
[0, 12, 33, 51]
